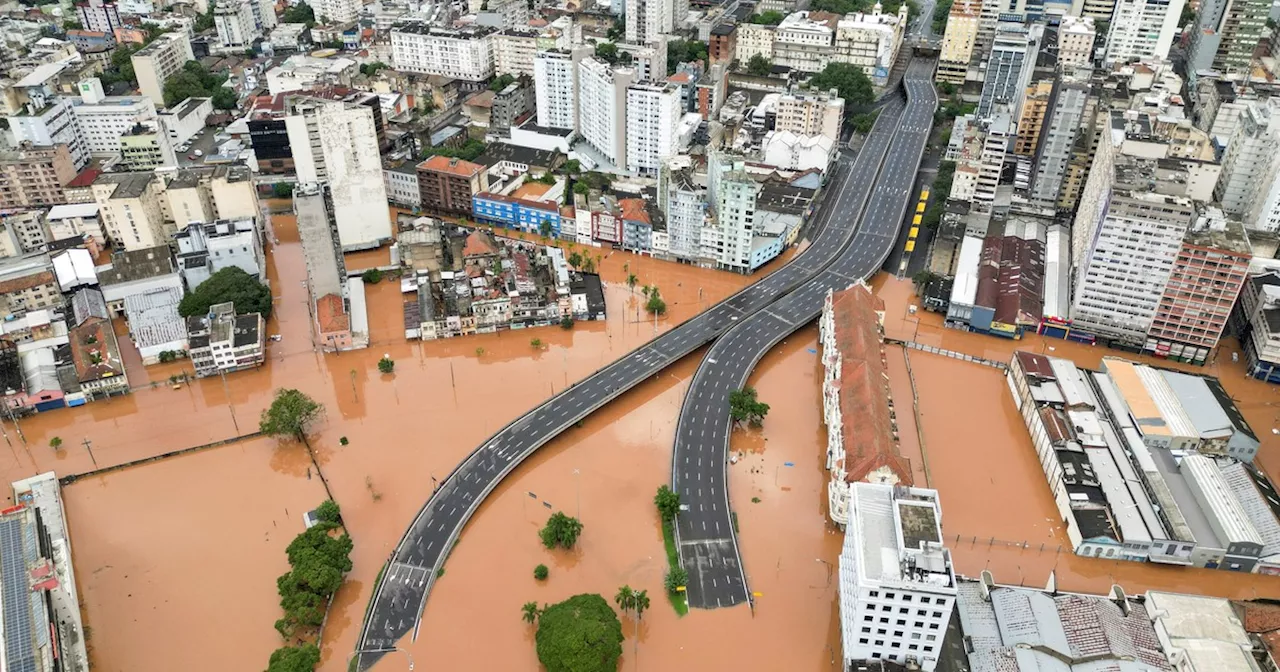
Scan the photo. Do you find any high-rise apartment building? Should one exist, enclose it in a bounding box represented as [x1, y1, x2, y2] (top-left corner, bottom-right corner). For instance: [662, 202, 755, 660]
[578, 57, 635, 170]
[1070, 142, 1199, 349]
[391, 24, 495, 81]
[76, 0, 122, 36]
[92, 172, 169, 250]
[7, 98, 89, 170]
[315, 0, 360, 24]
[937, 0, 979, 84]
[1027, 73, 1089, 209]
[1057, 15, 1096, 69]
[1145, 210, 1251, 364]
[773, 11, 839, 74]
[0, 144, 77, 209]
[1216, 99, 1278, 218]
[285, 96, 393, 251]
[494, 28, 540, 77]
[625, 0, 669, 44]
[838, 483, 956, 672]
[533, 48, 589, 130]
[775, 91, 845, 141]
[977, 24, 1041, 119]
[974, 112, 1014, 208]
[417, 156, 488, 217]
[1014, 80, 1053, 156]
[626, 83, 680, 177]
[709, 165, 761, 272]
[131, 32, 195, 106]
[659, 158, 706, 263]
[1104, 0, 1186, 63]
[1187, 0, 1269, 78]
[833, 6, 907, 85]
[214, 0, 258, 52]
[735, 22, 775, 63]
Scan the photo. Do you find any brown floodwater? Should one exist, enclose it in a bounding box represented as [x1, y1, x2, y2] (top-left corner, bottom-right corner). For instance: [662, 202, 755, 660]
[871, 275, 1280, 599]
[17, 216, 1280, 672]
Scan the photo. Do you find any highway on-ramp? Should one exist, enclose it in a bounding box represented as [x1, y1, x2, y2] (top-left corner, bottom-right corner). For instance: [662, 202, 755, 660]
[354, 91, 907, 669]
[670, 57, 939, 610]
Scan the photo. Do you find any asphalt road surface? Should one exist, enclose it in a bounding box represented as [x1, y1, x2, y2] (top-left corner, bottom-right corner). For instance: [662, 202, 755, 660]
[670, 57, 939, 610]
[353, 91, 911, 669]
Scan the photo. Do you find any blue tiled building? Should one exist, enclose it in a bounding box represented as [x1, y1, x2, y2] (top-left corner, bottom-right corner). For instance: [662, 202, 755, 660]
[473, 193, 561, 237]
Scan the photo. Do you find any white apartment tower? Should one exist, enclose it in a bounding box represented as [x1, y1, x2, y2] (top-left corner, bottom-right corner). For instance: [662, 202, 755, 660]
[1104, 0, 1186, 63]
[626, 83, 681, 176]
[534, 47, 590, 130]
[1218, 99, 1280, 220]
[838, 483, 956, 672]
[316, 0, 360, 23]
[937, 0, 979, 84]
[578, 57, 635, 169]
[76, 0, 122, 35]
[709, 164, 760, 272]
[626, 0, 670, 44]
[285, 96, 394, 251]
[390, 25, 496, 81]
[659, 159, 706, 263]
[214, 0, 258, 52]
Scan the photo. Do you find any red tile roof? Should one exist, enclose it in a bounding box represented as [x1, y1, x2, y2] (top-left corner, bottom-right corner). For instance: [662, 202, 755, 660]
[418, 154, 484, 178]
[829, 285, 912, 487]
[316, 293, 349, 334]
[462, 231, 497, 258]
[1239, 601, 1280, 633]
[619, 198, 650, 225]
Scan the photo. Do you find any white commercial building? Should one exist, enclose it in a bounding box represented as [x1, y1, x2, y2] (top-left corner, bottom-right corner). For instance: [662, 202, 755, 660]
[1216, 99, 1278, 218]
[187, 301, 266, 378]
[626, 83, 680, 177]
[735, 23, 775, 63]
[708, 164, 761, 272]
[391, 24, 495, 81]
[158, 96, 213, 147]
[70, 81, 158, 156]
[578, 57, 635, 170]
[1105, 0, 1186, 63]
[214, 0, 259, 53]
[774, 11, 837, 74]
[175, 218, 265, 289]
[838, 483, 956, 672]
[285, 96, 394, 251]
[626, 0, 669, 44]
[265, 55, 357, 95]
[123, 286, 188, 364]
[45, 203, 105, 245]
[131, 32, 195, 106]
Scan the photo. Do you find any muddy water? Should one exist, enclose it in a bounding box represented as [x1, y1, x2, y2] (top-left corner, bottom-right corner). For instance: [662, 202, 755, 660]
[34, 207, 802, 670]
[347, 326, 843, 672]
[63, 436, 329, 671]
[873, 275, 1280, 598]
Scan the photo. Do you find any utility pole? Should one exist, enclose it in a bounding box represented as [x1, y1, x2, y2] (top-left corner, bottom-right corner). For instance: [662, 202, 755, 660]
[573, 469, 580, 518]
[220, 370, 239, 433]
[81, 438, 98, 468]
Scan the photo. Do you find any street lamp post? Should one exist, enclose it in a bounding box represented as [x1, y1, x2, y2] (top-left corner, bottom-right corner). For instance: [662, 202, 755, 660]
[573, 468, 581, 518]
[815, 558, 833, 586]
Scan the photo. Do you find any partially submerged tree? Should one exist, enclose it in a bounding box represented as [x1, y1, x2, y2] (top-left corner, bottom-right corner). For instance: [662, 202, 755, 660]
[539, 511, 584, 550]
[259, 389, 323, 441]
[728, 387, 770, 428]
[535, 594, 623, 672]
[654, 485, 680, 523]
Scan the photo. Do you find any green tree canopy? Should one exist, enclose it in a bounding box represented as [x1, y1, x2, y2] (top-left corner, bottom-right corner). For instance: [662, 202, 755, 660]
[178, 266, 272, 319]
[666, 39, 708, 74]
[747, 53, 773, 76]
[266, 643, 320, 672]
[535, 594, 624, 672]
[490, 73, 515, 91]
[728, 387, 770, 427]
[162, 61, 231, 108]
[748, 10, 785, 23]
[360, 61, 388, 77]
[539, 511, 584, 550]
[282, 1, 316, 26]
[423, 138, 487, 162]
[315, 499, 341, 524]
[594, 42, 619, 64]
[259, 389, 324, 440]
[654, 485, 680, 523]
[808, 63, 875, 108]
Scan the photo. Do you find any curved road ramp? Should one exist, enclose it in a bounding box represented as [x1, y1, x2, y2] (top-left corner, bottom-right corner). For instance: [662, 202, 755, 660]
[353, 82, 921, 670]
[670, 57, 939, 610]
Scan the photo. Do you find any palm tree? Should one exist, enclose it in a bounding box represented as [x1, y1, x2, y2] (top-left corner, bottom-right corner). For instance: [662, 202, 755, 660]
[521, 601, 540, 624]
[633, 589, 649, 622]
[614, 585, 635, 617]
[626, 273, 638, 294]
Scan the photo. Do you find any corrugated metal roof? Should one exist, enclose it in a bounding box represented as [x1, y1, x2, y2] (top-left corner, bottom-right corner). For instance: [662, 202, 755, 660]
[1135, 366, 1198, 441]
[1219, 462, 1280, 556]
[1102, 359, 1169, 437]
[1158, 370, 1232, 440]
[1180, 454, 1263, 546]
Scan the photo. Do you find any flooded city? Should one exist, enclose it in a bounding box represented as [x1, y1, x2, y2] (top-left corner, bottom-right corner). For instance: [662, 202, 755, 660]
[11, 210, 1279, 671]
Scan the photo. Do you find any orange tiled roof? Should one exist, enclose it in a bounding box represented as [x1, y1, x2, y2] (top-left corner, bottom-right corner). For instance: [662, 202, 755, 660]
[829, 285, 912, 486]
[462, 231, 497, 258]
[316, 293, 349, 334]
[0, 271, 54, 295]
[1239, 601, 1280, 633]
[418, 154, 484, 178]
[619, 198, 650, 225]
